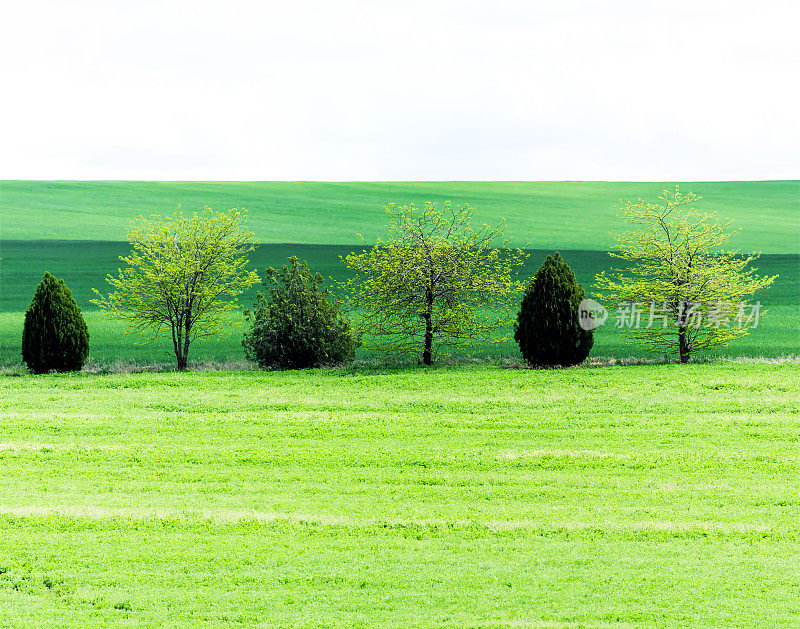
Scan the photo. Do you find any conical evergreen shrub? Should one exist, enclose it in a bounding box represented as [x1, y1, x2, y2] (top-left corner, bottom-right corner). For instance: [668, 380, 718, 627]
[514, 251, 593, 367]
[22, 272, 89, 373]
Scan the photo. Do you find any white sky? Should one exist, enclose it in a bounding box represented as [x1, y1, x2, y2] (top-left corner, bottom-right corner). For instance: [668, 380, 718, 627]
[2, 0, 798, 181]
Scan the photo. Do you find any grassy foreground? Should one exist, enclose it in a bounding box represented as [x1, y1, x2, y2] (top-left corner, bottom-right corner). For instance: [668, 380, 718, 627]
[0, 363, 798, 626]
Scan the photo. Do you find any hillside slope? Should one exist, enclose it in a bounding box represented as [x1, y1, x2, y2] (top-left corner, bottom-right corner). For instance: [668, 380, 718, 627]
[2, 181, 797, 252]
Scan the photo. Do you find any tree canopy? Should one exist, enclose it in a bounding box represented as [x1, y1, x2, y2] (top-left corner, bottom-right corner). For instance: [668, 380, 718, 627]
[342, 201, 526, 365]
[23, 272, 90, 373]
[515, 252, 593, 366]
[595, 188, 777, 363]
[93, 207, 259, 370]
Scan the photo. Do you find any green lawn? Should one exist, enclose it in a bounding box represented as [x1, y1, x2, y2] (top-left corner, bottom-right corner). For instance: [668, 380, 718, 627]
[0, 364, 798, 626]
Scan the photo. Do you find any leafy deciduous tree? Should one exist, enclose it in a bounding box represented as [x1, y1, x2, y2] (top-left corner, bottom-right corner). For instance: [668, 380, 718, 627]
[93, 207, 260, 370]
[342, 201, 526, 365]
[595, 188, 777, 363]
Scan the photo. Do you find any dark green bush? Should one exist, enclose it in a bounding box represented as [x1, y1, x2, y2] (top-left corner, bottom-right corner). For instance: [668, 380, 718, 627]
[22, 272, 90, 373]
[243, 257, 355, 369]
[514, 251, 593, 366]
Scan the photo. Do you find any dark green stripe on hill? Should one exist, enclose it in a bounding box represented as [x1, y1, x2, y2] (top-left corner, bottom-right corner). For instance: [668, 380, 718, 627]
[0, 241, 796, 365]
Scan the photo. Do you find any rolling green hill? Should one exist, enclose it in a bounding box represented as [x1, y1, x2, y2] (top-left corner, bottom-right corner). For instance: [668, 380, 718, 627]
[2, 180, 798, 252]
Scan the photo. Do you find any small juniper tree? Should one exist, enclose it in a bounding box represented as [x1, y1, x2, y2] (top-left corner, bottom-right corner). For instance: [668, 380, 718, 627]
[595, 187, 777, 363]
[342, 201, 526, 365]
[243, 257, 355, 369]
[93, 207, 260, 370]
[22, 272, 90, 373]
[515, 252, 593, 366]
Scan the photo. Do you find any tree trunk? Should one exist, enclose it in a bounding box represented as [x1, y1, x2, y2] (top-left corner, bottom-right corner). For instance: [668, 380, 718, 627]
[182, 319, 191, 371]
[422, 289, 434, 366]
[171, 317, 189, 371]
[678, 326, 690, 364]
[170, 321, 180, 370]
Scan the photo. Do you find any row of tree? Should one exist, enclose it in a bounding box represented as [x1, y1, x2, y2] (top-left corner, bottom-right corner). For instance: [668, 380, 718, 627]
[21, 188, 775, 372]
[21, 248, 589, 373]
[239, 249, 592, 371]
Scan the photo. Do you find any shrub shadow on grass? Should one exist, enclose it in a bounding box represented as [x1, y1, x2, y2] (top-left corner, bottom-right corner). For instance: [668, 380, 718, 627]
[1, 353, 797, 377]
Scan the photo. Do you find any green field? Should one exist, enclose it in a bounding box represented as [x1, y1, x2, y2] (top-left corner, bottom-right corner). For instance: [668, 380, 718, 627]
[1, 181, 798, 251]
[0, 364, 798, 626]
[1, 181, 798, 366]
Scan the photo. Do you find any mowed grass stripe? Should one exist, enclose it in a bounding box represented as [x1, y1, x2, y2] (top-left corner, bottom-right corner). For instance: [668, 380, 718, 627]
[3, 518, 798, 628]
[0, 508, 779, 537]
